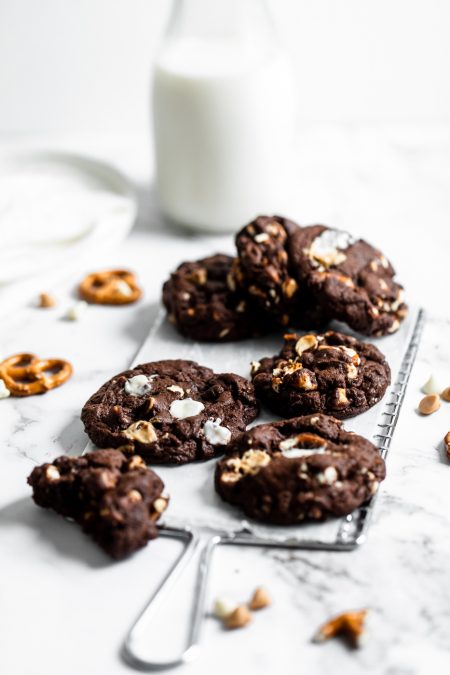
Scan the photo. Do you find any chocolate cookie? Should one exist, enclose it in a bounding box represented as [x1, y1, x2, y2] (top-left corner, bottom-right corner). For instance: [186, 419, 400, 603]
[162, 254, 269, 342]
[28, 449, 168, 559]
[215, 414, 385, 524]
[289, 225, 407, 336]
[232, 216, 328, 328]
[81, 360, 259, 464]
[251, 330, 390, 419]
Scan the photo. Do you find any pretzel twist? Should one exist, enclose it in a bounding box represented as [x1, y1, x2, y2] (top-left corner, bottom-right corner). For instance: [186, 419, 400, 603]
[79, 269, 142, 305]
[0, 353, 73, 397]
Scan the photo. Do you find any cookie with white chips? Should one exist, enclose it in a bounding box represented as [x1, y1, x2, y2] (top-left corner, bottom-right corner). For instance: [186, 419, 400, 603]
[251, 330, 390, 419]
[215, 414, 385, 524]
[81, 360, 258, 464]
[290, 224, 408, 336]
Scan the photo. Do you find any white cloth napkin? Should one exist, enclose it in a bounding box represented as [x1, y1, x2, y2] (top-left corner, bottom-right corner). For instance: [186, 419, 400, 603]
[0, 151, 137, 317]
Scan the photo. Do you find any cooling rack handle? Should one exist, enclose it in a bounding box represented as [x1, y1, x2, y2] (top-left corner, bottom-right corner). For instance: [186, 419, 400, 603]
[122, 526, 220, 671]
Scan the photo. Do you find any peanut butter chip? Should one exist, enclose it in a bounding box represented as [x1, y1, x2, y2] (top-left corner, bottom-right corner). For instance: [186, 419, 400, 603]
[249, 587, 271, 610]
[444, 432, 450, 460]
[441, 387, 450, 402]
[224, 605, 252, 630]
[418, 394, 440, 415]
[38, 292, 56, 308]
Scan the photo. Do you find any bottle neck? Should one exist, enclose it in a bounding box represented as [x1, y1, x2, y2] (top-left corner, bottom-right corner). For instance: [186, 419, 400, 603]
[165, 0, 274, 42]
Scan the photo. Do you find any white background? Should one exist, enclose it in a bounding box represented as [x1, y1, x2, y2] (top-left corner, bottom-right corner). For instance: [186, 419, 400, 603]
[1, 0, 449, 135]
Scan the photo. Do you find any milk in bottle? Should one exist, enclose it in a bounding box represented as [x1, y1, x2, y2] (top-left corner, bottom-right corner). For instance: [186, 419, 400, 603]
[152, 0, 296, 232]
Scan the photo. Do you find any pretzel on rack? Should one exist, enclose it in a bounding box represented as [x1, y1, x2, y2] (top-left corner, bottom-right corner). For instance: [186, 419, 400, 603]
[79, 269, 142, 305]
[0, 353, 73, 397]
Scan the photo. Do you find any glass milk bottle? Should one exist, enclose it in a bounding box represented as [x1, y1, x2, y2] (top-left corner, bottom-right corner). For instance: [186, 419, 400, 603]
[152, 0, 296, 233]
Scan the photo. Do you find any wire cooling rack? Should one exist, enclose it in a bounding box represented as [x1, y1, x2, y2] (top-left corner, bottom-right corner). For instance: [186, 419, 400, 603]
[122, 308, 425, 670]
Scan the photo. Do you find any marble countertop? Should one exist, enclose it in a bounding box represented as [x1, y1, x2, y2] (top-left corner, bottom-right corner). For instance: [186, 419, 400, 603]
[1, 125, 450, 675]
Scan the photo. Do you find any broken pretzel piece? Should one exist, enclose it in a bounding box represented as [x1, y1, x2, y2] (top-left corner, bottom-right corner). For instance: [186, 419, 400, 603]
[313, 609, 368, 648]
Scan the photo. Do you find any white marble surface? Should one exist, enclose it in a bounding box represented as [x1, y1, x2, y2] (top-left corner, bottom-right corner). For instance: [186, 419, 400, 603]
[1, 125, 450, 675]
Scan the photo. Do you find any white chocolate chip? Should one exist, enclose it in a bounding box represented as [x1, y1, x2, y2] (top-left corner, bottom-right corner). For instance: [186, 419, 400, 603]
[254, 232, 269, 243]
[169, 397, 205, 419]
[115, 280, 133, 297]
[309, 229, 354, 267]
[295, 334, 318, 356]
[45, 465, 61, 482]
[421, 375, 442, 396]
[152, 497, 168, 513]
[221, 449, 271, 483]
[127, 489, 142, 503]
[250, 361, 261, 375]
[370, 481, 379, 495]
[0, 379, 11, 399]
[213, 597, 238, 620]
[279, 436, 326, 458]
[387, 319, 400, 334]
[340, 346, 361, 364]
[125, 374, 153, 396]
[317, 466, 338, 485]
[123, 420, 157, 444]
[334, 387, 349, 408]
[66, 300, 88, 321]
[296, 371, 317, 391]
[203, 418, 231, 445]
[346, 363, 359, 380]
[167, 384, 184, 396]
[282, 447, 325, 459]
